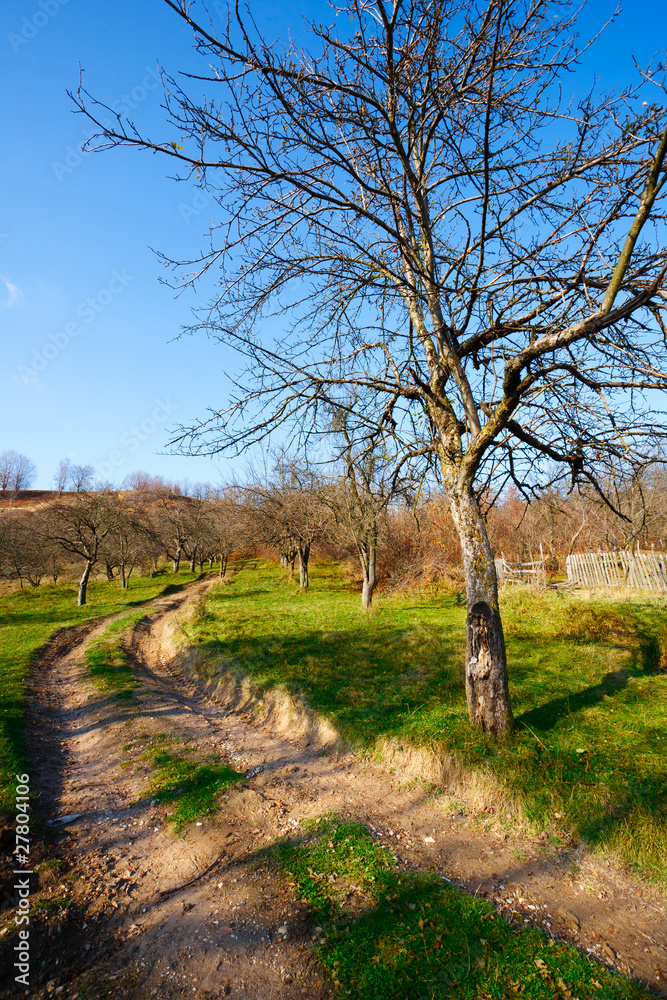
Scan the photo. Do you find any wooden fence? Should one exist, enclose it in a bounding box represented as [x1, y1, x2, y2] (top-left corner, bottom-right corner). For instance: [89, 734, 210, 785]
[495, 552, 546, 587]
[566, 550, 667, 591]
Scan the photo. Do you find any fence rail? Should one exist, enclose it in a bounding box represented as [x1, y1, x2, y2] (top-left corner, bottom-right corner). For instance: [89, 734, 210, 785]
[495, 555, 546, 587]
[566, 550, 667, 591]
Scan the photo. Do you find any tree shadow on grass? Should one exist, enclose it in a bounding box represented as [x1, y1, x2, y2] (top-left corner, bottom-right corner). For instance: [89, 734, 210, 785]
[515, 669, 630, 733]
[515, 624, 663, 734]
[187, 623, 465, 745]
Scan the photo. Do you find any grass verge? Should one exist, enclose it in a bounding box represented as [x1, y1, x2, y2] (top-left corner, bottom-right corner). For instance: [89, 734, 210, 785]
[273, 816, 651, 999]
[183, 563, 667, 880]
[84, 611, 146, 699]
[0, 570, 198, 810]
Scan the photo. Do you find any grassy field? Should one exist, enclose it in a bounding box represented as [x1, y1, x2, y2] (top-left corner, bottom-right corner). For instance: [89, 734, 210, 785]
[271, 815, 650, 999]
[184, 561, 667, 880]
[0, 570, 198, 811]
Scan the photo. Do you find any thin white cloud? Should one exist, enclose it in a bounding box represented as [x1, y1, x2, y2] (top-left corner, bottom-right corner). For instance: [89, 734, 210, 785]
[1, 276, 23, 308]
[38, 279, 61, 299]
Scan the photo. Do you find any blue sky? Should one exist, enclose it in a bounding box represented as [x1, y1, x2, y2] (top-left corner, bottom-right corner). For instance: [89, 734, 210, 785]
[1, 0, 665, 489]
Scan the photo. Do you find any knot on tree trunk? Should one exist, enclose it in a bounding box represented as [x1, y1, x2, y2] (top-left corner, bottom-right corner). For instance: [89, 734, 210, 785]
[465, 600, 513, 736]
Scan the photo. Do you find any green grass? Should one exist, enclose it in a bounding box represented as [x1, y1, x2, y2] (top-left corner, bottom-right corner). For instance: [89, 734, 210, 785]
[140, 735, 245, 831]
[273, 816, 649, 1000]
[84, 611, 147, 699]
[0, 570, 199, 810]
[184, 563, 667, 880]
[30, 896, 72, 914]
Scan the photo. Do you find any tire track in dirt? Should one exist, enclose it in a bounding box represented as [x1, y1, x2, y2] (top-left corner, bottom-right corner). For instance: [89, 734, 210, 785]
[4, 577, 332, 1000]
[2, 576, 665, 999]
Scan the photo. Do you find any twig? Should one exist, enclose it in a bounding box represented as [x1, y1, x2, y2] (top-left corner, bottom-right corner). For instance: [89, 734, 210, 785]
[157, 848, 243, 899]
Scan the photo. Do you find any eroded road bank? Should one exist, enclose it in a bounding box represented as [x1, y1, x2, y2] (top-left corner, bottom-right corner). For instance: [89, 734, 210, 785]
[1, 576, 665, 999]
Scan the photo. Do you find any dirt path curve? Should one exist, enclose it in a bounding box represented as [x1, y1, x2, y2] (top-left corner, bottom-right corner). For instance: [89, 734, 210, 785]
[4, 576, 666, 999]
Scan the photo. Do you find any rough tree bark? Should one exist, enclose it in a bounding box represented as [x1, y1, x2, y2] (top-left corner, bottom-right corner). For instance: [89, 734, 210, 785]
[449, 485, 513, 735]
[298, 542, 310, 590]
[78, 559, 94, 606]
[358, 539, 377, 610]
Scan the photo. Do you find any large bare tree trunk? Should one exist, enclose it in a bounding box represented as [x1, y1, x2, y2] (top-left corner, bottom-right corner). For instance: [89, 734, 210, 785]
[78, 560, 94, 606]
[449, 486, 513, 736]
[298, 542, 310, 590]
[172, 547, 182, 574]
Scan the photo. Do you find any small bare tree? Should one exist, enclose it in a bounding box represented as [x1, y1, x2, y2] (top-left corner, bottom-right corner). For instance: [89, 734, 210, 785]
[68, 463, 96, 493]
[1, 513, 50, 588]
[0, 450, 37, 499]
[324, 409, 416, 609]
[54, 458, 72, 496]
[102, 491, 157, 588]
[209, 489, 242, 577]
[182, 484, 213, 573]
[243, 461, 329, 590]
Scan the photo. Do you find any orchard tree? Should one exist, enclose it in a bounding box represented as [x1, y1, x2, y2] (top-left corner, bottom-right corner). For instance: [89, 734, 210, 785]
[151, 486, 193, 573]
[103, 491, 156, 588]
[68, 463, 96, 493]
[325, 407, 416, 609]
[76, 0, 667, 734]
[181, 484, 213, 572]
[49, 491, 120, 605]
[243, 462, 329, 589]
[1, 513, 49, 588]
[209, 489, 242, 577]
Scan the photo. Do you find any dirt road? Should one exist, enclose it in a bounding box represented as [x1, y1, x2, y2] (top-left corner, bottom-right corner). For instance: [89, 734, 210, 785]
[1, 577, 665, 998]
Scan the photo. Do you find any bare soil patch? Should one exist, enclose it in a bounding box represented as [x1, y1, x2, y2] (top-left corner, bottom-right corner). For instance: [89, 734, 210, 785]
[0, 577, 664, 998]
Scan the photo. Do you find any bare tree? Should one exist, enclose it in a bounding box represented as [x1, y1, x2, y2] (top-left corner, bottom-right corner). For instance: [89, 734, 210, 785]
[324, 409, 415, 609]
[68, 463, 96, 493]
[181, 484, 213, 573]
[54, 458, 72, 496]
[76, 0, 667, 734]
[0, 450, 37, 499]
[102, 491, 156, 588]
[242, 461, 329, 589]
[1, 513, 50, 588]
[151, 486, 193, 573]
[208, 489, 242, 577]
[49, 491, 120, 605]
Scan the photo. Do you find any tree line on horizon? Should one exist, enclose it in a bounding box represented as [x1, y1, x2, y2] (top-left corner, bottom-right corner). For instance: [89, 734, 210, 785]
[2, 446, 666, 608]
